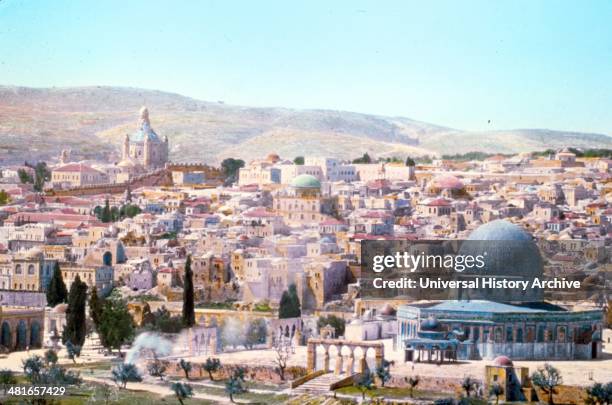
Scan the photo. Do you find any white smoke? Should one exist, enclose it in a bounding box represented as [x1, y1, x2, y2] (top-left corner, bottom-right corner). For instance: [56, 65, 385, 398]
[125, 332, 173, 364]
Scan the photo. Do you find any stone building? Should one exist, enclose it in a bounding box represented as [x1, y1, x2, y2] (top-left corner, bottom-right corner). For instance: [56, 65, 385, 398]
[51, 163, 108, 188]
[273, 174, 336, 225]
[61, 264, 114, 296]
[484, 356, 537, 402]
[397, 220, 604, 361]
[8, 248, 56, 292]
[117, 107, 169, 177]
[0, 306, 45, 351]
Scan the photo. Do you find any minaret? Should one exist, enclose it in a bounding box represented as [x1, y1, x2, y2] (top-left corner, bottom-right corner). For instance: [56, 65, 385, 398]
[123, 134, 130, 160]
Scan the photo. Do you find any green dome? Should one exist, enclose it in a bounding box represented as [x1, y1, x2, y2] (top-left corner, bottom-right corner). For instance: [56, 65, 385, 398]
[291, 174, 321, 189]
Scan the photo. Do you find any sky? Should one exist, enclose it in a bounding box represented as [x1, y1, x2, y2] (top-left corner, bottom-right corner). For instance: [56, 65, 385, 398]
[0, 0, 611, 134]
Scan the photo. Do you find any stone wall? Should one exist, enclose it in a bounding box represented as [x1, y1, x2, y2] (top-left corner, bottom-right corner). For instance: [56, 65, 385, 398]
[386, 373, 473, 395]
[159, 359, 307, 384]
[0, 290, 46, 307]
[46, 169, 173, 197]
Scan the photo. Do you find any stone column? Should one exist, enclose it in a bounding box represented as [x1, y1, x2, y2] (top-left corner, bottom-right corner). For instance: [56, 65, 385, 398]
[334, 354, 343, 375]
[210, 332, 217, 355]
[345, 351, 354, 375]
[10, 326, 16, 350]
[293, 329, 303, 346]
[306, 343, 316, 372]
[323, 348, 330, 372]
[24, 325, 29, 349]
[375, 348, 384, 369]
[357, 356, 367, 374]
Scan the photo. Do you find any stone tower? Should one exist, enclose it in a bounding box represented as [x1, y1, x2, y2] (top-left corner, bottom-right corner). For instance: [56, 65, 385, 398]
[119, 107, 169, 170]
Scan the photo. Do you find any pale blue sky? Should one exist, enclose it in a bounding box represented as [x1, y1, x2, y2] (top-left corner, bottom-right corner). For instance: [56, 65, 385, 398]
[0, 0, 611, 134]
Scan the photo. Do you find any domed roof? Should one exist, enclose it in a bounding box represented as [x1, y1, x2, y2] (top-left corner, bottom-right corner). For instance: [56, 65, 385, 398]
[493, 355, 513, 367]
[420, 316, 441, 331]
[52, 303, 68, 313]
[459, 220, 543, 296]
[21, 247, 43, 260]
[131, 107, 161, 143]
[431, 174, 464, 190]
[468, 219, 532, 241]
[380, 303, 396, 316]
[291, 174, 321, 189]
[266, 153, 280, 162]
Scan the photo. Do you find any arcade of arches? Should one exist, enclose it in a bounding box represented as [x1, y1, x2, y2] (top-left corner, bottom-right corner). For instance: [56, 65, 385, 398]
[307, 338, 384, 375]
[0, 306, 45, 351]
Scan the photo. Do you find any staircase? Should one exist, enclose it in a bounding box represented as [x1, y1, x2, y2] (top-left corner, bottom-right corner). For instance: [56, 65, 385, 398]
[285, 394, 348, 405]
[291, 373, 351, 395]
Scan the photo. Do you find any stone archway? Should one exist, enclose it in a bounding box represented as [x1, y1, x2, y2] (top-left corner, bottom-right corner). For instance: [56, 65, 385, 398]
[0, 321, 11, 348]
[16, 320, 27, 350]
[103, 251, 113, 266]
[30, 321, 41, 348]
[0, 307, 45, 353]
[306, 338, 384, 375]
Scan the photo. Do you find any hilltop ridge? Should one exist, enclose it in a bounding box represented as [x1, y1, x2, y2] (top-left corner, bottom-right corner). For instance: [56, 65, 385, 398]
[0, 85, 610, 164]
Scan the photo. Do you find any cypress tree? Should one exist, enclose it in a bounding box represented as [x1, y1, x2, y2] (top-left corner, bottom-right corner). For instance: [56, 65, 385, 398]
[279, 284, 301, 318]
[88, 287, 103, 331]
[288, 284, 301, 317]
[63, 275, 88, 346]
[182, 255, 195, 327]
[101, 199, 111, 223]
[46, 262, 68, 307]
[279, 291, 291, 319]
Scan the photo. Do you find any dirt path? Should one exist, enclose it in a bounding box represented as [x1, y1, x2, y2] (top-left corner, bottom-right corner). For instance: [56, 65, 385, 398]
[80, 375, 245, 404]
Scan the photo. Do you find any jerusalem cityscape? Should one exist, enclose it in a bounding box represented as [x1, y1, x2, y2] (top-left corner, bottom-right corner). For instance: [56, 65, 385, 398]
[0, 1, 611, 404]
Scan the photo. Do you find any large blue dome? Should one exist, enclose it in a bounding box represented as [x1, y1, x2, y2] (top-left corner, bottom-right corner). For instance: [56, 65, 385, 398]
[131, 107, 161, 143]
[467, 219, 532, 242]
[458, 219, 543, 302]
[132, 123, 160, 142]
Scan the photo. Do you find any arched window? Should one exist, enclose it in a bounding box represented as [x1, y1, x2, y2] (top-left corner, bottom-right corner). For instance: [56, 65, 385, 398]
[494, 327, 502, 343]
[28, 265, 35, 275]
[15, 264, 22, 274]
[103, 252, 113, 266]
[558, 326, 567, 343]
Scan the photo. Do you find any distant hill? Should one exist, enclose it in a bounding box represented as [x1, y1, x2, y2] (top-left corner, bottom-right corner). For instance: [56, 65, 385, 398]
[0, 85, 610, 165]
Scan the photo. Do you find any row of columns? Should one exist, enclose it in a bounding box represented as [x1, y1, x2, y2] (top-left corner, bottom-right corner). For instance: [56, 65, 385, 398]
[307, 340, 384, 374]
[410, 347, 457, 363]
